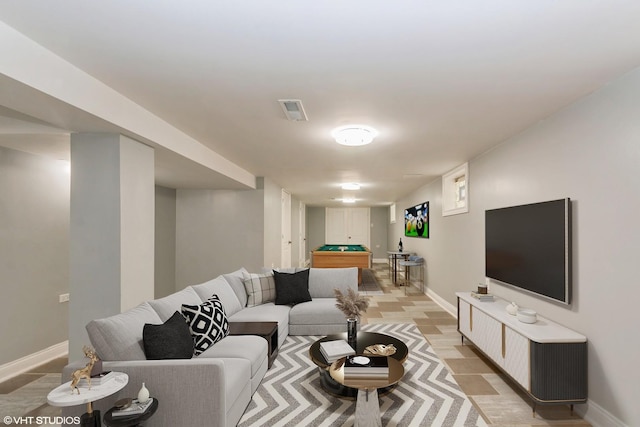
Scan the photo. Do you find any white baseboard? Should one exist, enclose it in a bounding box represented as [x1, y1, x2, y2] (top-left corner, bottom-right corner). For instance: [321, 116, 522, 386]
[577, 399, 628, 427]
[0, 341, 68, 383]
[426, 288, 457, 318]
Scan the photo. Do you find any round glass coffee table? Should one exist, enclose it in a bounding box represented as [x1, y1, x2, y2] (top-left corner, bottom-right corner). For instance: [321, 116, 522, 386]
[309, 331, 408, 398]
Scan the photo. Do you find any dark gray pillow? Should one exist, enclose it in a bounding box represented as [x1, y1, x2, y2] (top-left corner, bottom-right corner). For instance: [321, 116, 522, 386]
[273, 269, 312, 305]
[143, 311, 194, 360]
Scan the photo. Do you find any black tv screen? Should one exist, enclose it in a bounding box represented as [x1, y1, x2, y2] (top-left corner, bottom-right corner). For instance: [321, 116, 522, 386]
[485, 198, 571, 305]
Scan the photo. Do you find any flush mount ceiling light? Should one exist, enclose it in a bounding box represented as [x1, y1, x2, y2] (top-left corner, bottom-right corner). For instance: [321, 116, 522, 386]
[332, 125, 378, 146]
[342, 198, 356, 204]
[341, 183, 361, 190]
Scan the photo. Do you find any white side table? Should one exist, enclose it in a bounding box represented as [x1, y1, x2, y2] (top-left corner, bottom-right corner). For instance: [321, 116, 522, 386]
[48, 372, 128, 427]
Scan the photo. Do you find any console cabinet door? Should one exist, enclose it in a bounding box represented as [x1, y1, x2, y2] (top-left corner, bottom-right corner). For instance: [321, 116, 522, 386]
[502, 326, 530, 390]
[458, 299, 472, 337]
[472, 307, 502, 362]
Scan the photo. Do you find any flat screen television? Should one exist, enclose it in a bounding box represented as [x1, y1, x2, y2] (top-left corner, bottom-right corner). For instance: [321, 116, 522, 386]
[485, 198, 571, 305]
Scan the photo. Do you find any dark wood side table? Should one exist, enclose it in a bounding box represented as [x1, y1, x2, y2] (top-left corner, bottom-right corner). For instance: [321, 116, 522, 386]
[228, 321, 279, 368]
[103, 398, 158, 427]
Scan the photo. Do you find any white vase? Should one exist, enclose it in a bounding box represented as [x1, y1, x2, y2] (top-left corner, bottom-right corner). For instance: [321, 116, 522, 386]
[137, 382, 150, 403]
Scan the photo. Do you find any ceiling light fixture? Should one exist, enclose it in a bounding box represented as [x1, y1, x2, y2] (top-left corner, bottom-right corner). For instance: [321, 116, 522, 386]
[342, 198, 356, 204]
[341, 183, 361, 190]
[332, 125, 378, 146]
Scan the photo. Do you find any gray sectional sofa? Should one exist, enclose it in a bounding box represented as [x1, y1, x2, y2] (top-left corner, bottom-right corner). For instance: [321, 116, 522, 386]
[61, 267, 358, 427]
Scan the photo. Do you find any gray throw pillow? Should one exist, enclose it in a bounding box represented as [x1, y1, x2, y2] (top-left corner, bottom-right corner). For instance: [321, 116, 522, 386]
[143, 311, 194, 359]
[273, 269, 312, 305]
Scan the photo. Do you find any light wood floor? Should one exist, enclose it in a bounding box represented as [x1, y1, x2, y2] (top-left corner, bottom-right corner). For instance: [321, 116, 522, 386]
[0, 262, 590, 426]
[362, 262, 590, 426]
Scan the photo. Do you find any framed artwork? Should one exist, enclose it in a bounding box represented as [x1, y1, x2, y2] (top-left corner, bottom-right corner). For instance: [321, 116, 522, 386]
[405, 202, 429, 238]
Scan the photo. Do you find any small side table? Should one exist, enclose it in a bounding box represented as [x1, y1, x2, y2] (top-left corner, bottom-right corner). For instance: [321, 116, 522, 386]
[103, 398, 159, 427]
[398, 258, 424, 295]
[387, 251, 410, 285]
[47, 372, 128, 427]
[228, 321, 279, 368]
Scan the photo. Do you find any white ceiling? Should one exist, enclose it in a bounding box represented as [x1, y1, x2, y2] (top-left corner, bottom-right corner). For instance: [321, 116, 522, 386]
[1, 1, 640, 206]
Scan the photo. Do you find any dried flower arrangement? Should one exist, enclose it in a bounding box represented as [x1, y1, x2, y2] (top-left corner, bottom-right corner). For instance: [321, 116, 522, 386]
[334, 288, 369, 319]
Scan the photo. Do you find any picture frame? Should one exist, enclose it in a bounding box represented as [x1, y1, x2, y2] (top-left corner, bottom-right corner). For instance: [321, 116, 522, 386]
[404, 202, 429, 238]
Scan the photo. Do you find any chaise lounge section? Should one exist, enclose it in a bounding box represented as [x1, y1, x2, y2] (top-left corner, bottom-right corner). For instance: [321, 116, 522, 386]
[61, 267, 358, 427]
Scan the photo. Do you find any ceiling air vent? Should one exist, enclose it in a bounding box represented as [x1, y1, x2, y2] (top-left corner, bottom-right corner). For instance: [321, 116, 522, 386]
[278, 99, 308, 121]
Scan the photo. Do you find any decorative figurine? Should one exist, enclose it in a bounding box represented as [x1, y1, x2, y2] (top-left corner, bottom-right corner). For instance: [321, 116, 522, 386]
[70, 346, 99, 394]
[364, 344, 397, 356]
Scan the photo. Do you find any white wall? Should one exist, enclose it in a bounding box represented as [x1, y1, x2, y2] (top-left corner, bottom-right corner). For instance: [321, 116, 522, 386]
[69, 134, 155, 359]
[155, 186, 177, 297]
[0, 147, 69, 365]
[262, 178, 283, 269]
[391, 68, 640, 426]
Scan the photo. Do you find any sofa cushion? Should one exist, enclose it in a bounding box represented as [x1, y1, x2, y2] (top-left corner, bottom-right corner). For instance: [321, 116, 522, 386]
[289, 298, 348, 325]
[86, 302, 162, 361]
[273, 269, 312, 305]
[308, 267, 358, 298]
[223, 267, 249, 308]
[243, 272, 276, 307]
[192, 275, 243, 317]
[143, 311, 194, 360]
[198, 335, 267, 379]
[228, 303, 291, 348]
[182, 295, 230, 356]
[148, 287, 203, 322]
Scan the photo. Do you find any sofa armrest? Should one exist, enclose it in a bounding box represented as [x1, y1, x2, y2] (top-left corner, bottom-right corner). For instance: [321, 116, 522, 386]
[61, 358, 228, 427]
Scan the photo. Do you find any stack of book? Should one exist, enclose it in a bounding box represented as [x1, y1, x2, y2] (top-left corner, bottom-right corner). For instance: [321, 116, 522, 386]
[112, 398, 154, 418]
[470, 291, 494, 301]
[319, 340, 355, 363]
[79, 371, 116, 386]
[344, 356, 389, 379]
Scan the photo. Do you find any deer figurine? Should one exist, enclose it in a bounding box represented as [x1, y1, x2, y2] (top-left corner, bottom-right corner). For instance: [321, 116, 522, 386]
[70, 346, 99, 394]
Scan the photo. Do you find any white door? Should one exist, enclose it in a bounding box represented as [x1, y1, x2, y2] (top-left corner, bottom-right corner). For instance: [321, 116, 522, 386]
[281, 190, 291, 268]
[299, 201, 306, 267]
[325, 208, 348, 244]
[347, 207, 370, 247]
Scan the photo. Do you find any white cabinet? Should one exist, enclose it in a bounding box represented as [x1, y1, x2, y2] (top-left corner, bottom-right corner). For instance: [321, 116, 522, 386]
[325, 207, 370, 247]
[503, 326, 530, 389]
[458, 299, 471, 337]
[456, 292, 587, 406]
[473, 308, 503, 364]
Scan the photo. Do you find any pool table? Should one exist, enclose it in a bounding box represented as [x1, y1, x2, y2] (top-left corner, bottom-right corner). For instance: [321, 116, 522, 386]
[311, 244, 372, 284]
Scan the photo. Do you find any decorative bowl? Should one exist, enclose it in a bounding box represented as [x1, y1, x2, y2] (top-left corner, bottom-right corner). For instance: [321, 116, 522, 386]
[517, 308, 537, 324]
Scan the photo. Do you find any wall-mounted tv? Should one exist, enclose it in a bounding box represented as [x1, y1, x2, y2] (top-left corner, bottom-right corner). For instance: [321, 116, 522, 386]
[405, 202, 429, 238]
[485, 198, 571, 305]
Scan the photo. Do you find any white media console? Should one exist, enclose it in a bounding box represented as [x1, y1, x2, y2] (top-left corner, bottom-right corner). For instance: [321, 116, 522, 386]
[456, 292, 587, 410]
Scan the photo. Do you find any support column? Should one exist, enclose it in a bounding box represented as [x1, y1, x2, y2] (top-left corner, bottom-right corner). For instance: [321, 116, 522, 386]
[69, 133, 155, 359]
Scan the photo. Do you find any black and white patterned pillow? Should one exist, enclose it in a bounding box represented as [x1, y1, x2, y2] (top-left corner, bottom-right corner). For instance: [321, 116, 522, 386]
[181, 295, 229, 356]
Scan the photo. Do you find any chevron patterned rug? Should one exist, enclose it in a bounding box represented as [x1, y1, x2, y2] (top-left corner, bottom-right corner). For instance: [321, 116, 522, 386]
[239, 323, 487, 427]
